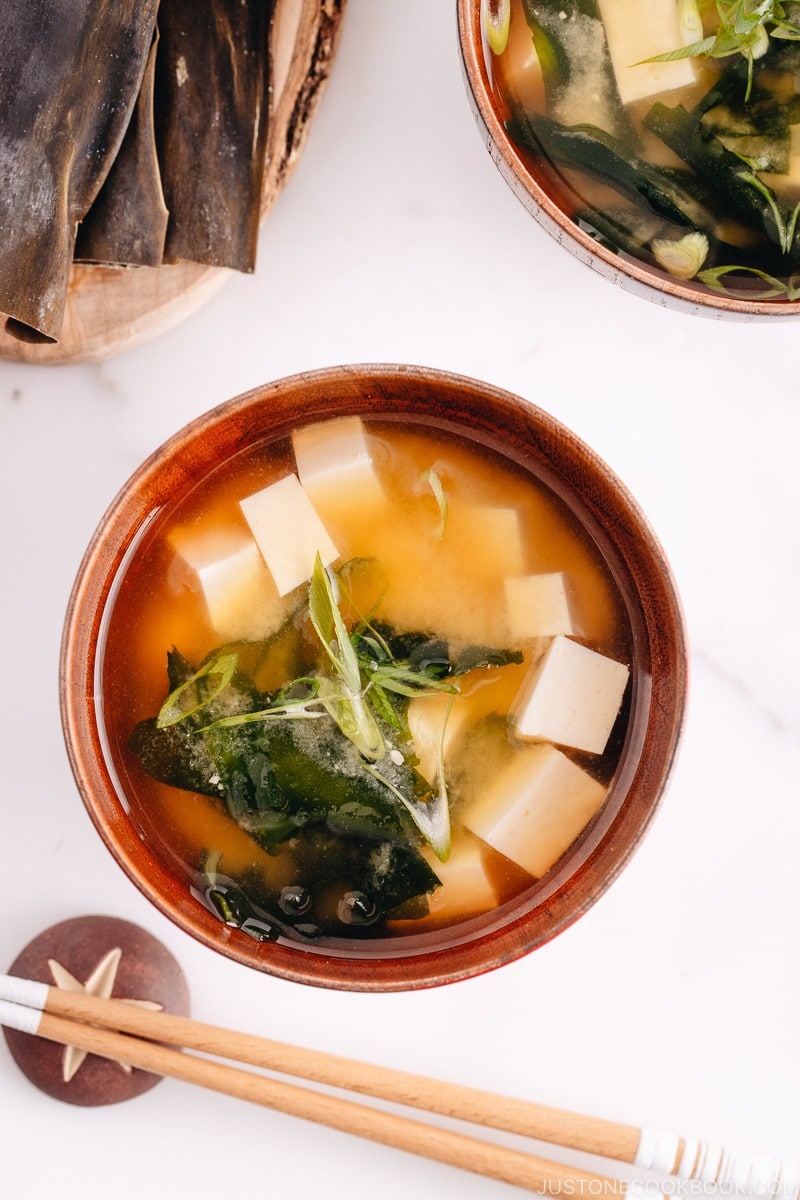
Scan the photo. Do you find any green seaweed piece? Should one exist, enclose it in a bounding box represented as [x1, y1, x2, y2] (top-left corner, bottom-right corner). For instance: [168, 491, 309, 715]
[519, 0, 636, 144]
[200, 829, 441, 942]
[130, 704, 428, 849]
[576, 203, 772, 276]
[643, 101, 800, 253]
[576, 206, 680, 261]
[127, 578, 526, 924]
[507, 109, 712, 230]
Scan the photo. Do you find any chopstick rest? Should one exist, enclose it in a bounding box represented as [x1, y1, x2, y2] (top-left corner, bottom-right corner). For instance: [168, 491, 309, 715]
[2, 915, 189, 1105]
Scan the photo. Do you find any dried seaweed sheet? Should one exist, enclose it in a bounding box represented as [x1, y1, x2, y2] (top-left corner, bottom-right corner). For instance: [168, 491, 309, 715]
[154, 0, 274, 272]
[0, 0, 159, 342]
[75, 32, 168, 268]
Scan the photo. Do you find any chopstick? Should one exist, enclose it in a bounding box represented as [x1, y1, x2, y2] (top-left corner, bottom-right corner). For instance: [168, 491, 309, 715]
[1, 974, 796, 1200]
[0, 991, 631, 1198]
[3, 974, 638, 1153]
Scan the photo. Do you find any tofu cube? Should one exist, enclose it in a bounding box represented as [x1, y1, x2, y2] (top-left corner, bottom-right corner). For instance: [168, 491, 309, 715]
[505, 573, 574, 641]
[239, 474, 340, 596]
[462, 743, 607, 878]
[169, 527, 284, 642]
[510, 635, 629, 755]
[293, 416, 387, 517]
[597, 0, 697, 106]
[422, 835, 500, 923]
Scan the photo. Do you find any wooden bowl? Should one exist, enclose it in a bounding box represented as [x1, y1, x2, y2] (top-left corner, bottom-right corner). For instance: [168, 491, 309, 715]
[60, 364, 687, 991]
[457, 0, 800, 320]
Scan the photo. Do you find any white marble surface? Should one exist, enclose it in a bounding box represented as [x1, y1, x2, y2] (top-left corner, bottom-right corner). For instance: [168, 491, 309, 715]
[1, 4, 798, 1197]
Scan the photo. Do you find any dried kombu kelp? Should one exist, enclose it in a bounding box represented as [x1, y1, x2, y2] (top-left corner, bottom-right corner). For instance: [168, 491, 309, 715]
[75, 32, 169, 268]
[154, 0, 275, 272]
[0, 0, 160, 342]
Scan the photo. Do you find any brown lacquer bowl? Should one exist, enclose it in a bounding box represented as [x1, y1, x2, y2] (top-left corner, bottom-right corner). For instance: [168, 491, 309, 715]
[61, 364, 687, 991]
[457, 0, 800, 320]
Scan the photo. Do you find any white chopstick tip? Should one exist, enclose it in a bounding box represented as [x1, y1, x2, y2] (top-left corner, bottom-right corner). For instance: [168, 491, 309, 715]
[0, 973, 49, 1012]
[635, 1128, 681, 1175]
[0, 998, 44, 1037]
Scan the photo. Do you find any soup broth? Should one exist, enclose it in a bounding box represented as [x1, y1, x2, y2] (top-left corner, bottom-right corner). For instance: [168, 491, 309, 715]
[486, 0, 800, 303]
[100, 417, 632, 948]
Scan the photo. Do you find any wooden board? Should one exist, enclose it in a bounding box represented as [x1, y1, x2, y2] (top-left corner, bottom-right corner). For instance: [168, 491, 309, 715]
[0, 0, 346, 365]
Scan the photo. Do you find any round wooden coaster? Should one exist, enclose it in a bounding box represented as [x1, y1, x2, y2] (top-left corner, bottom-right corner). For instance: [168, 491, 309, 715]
[3, 915, 190, 1106]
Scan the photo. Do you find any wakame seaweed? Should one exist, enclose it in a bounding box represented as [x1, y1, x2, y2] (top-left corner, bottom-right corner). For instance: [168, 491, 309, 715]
[128, 571, 524, 940]
[507, 109, 713, 230]
[508, 94, 800, 284]
[128, 646, 443, 932]
[643, 102, 800, 257]
[520, 0, 636, 144]
[200, 832, 440, 941]
[129, 630, 522, 853]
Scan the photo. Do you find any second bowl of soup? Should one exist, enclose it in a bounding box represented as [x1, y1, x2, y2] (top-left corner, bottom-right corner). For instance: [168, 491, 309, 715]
[61, 364, 686, 990]
[459, 0, 800, 318]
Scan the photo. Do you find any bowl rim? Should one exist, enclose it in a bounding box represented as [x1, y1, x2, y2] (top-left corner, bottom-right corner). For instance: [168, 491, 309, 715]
[456, 0, 800, 321]
[60, 362, 688, 991]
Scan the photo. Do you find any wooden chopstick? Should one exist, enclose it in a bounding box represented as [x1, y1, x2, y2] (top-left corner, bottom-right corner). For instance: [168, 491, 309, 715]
[0, 995, 630, 1197]
[34, 983, 639, 1158]
[1, 975, 797, 1200]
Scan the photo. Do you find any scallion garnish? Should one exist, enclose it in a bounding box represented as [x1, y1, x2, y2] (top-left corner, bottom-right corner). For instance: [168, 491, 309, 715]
[156, 652, 239, 728]
[642, 1, 800, 102]
[421, 467, 448, 540]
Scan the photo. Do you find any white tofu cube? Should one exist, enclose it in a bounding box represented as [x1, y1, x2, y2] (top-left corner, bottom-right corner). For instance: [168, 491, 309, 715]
[293, 416, 387, 514]
[422, 835, 500, 922]
[239, 474, 340, 597]
[169, 527, 284, 642]
[597, 0, 697, 106]
[462, 743, 607, 878]
[505, 573, 574, 641]
[510, 635, 629, 755]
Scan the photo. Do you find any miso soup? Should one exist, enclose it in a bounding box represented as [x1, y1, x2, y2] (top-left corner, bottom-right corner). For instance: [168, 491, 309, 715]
[486, 0, 800, 303]
[100, 416, 633, 947]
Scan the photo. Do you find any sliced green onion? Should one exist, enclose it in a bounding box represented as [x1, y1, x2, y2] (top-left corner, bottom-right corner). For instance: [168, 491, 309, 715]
[365, 763, 452, 861]
[308, 554, 385, 760]
[652, 231, 709, 279]
[678, 0, 703, 45]
[156, 652, 239, 729]
[482, 0, 511, 55]
[421, 466, 448, 540]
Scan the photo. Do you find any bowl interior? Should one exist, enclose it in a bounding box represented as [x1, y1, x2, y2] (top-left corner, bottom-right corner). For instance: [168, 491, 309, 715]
[61, 364, 687, 990]
[456, 0, 800, 320]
